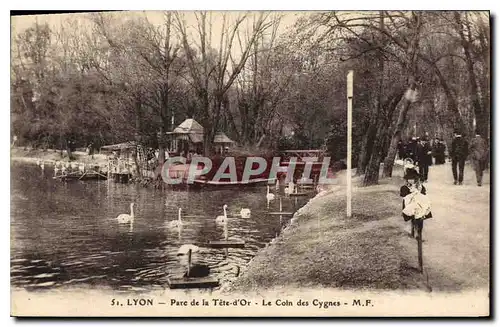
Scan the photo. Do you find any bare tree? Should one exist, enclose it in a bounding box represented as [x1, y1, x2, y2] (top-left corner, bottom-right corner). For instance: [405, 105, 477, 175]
[174, 11, 275, 154]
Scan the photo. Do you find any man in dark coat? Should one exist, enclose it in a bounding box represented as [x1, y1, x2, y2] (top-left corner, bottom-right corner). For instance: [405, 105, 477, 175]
[405, 137, 418, 163]
[397, 140, 406, 160]
[432, 138, 440, 164]
[417, 136, 433, 182]
[469, 132, 488, 186]
[450, 129, 469, 185]
[435, 138, 447, 164]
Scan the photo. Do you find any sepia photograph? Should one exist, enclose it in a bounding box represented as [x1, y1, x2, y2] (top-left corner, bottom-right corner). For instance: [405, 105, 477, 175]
[9, 9, 491, 317]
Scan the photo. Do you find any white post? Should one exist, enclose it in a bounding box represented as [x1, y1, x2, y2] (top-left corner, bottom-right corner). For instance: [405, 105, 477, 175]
[346, 71, 353, 218]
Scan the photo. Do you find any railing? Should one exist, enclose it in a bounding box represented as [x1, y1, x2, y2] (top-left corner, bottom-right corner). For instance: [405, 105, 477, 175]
[108, 158, 135, 175]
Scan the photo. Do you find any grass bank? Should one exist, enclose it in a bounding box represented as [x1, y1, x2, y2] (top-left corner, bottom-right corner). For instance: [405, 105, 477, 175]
[227, 172, 430, 293]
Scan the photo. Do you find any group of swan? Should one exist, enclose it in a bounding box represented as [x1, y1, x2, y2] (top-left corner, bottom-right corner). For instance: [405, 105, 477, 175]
[216, 205, 252, 223]
[117, 203, 252, 228]
[272, 180, 297, 197]
[114, 202, 253, 279]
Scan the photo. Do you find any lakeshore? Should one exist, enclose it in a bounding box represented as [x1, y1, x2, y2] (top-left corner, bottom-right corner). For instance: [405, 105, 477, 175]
[10, 147, 109, 167]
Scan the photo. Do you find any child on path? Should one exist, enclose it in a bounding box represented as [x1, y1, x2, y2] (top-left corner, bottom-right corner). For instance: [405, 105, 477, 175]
[400, 168, 433, 238]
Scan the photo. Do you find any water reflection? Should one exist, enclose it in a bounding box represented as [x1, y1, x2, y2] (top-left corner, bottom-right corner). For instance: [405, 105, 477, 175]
[11, 162, 311, 291]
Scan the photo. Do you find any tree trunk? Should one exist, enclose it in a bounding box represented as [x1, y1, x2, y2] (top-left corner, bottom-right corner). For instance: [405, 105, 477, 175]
[454, 12, 488, 138]
[156, 125, 166, 180]
[134, 97, 143, 178]
[382, 88, 414, 177]
[363, 88, 405, 185]
[363, 120, 386, 186]
[362, 11, 387, 185]
[356, 121, 377, 175]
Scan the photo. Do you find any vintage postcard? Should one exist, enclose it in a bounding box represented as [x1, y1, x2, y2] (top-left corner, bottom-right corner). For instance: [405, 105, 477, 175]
[10, 10, 490, 317]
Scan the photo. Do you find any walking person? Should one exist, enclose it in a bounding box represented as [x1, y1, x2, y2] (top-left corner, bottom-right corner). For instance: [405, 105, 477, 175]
[397, 139, 406, 160]
[469, 132, 488, 186]
[450, 129, 469, 185]
[417, 136, 433, 182]
[406, 137, 418, 162]
[432, 138, 440, 164]
[436, 138, 447, 164]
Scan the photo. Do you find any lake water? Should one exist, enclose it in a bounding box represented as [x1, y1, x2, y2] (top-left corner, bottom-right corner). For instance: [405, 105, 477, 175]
[10, 162, 312, 292]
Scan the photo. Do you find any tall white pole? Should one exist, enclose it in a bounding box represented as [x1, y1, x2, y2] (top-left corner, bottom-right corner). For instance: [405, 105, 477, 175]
[347, 71, 353, 218]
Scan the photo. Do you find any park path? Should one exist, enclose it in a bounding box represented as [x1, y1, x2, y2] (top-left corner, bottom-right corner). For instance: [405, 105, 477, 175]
[397, 162, 490, 291]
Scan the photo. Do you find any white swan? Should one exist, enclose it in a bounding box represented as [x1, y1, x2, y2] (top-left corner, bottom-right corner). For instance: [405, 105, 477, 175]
[177, 244, 200, 255]
[316, 184, 322, 193]
[116, 203, 135, 224]
[240, 208, 251, 218]
[176, 244, 210, 278]
[216, 204, 228, 224]
[266, 185, 275, 201]
[285, 181, 295, 196]
[168, 208, 183, 228]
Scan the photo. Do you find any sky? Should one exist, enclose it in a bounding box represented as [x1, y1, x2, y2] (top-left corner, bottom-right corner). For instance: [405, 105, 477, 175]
[11, 11, 304, 43]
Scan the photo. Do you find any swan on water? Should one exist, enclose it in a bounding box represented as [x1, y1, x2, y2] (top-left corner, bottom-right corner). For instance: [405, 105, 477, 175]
[177, 245, 210, 278]
[116, 203, 135, 224]
[177, 244, 200, 255]
[216, 204, 228, 224]
[240, 208, 251, 218]
[285, 181, 295, 196]
[168, 208, 183, 228]
[266, 185, 275, 201]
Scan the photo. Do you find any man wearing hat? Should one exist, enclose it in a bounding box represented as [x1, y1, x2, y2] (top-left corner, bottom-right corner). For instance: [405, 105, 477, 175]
[405, 136, 418, 162]
[417, 136, 433, 182]
[450, 129, 469, 185]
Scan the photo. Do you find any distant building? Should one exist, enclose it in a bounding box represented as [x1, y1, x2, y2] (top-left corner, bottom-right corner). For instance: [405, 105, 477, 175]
[166, 118, 204, 155]
[213, 132, 235, 154]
